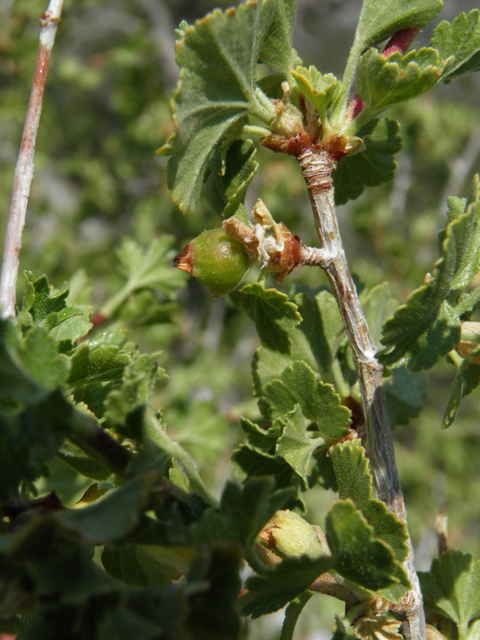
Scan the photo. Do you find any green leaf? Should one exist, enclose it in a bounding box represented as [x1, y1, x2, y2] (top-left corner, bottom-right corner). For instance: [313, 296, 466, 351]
[240, 555, 332, 618]
[104, 353, 165, 439]
[264, 361, 351, 437]
[21, 272, 69, 323]
[191, 477, 294, 550]
[252, 287, 345, 396]
[384, 367, 427, 426]
[230, 284, 302, 355]
[326, 500, 398, 591]
[333, 118, 402, 205]
[331, 441, 372, 511]
[0, 322, 74, 499]
[7, 324, 69, 390]
[378, 183, 480, 371]
[68, 343, 132, 389]
[275, 405, 325, 485]
[102, 543, 192, 586]
[291, 66, 342, 123]
[361, 282, 398, 347]
[330, 444, 410, 600]
[431, 10, 480, 82]
[159, 2, 276, 213]
[356, 48, 441, 124]
[419, 550, 480, 639]
[354, 0, 443, 50]
[204, 139, 258, 218]
[442, 344, 480, 429]
[259, 0, 298, 77]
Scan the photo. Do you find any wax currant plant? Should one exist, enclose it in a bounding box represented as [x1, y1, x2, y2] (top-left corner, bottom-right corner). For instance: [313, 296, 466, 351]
[2, 1, 480, 639]
[165, 1, 480, 639]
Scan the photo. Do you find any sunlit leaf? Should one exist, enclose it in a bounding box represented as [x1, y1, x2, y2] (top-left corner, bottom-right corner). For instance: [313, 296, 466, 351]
[431, 10, 480, 81]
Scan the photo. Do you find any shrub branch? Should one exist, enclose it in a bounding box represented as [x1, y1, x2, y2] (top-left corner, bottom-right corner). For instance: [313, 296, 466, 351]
[296, 146, 426, 640]
[0, 0, 64, 319]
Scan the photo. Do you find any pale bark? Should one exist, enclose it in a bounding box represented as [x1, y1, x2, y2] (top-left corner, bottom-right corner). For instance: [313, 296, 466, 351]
[297, 147, 426, 640]
[0, 0, 64, 319]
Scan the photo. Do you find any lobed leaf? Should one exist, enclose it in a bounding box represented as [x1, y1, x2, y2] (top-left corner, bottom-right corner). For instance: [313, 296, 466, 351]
[430, 10, 480, 82]
[378, 179, 480, 371]
[419, 550, 480, 638]
[333, 118, 402, 205]
[240, 555, 332, 618]
[354, 0, 442, 50]
[275, 404, 325, 485]
[326, 500, 398, 591]
[264, 361, 351, 437]
[230, 284, 302, 355]
[159, 1, 276, 213]
[356, 48, 441, 124]
[291, 66, 342, 123]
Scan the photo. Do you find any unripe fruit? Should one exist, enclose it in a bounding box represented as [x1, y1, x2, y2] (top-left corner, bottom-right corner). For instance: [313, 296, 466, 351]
[262, 510, 327, 559]
[174, 229, 251, 297]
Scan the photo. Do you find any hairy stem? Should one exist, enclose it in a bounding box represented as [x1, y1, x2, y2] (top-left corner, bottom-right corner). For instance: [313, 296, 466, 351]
[296, 147, 425, 640]
[0, 0, 64, 319]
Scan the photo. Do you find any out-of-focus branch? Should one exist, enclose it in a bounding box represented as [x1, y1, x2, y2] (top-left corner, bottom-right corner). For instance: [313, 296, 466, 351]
[0, 0, 64, 319]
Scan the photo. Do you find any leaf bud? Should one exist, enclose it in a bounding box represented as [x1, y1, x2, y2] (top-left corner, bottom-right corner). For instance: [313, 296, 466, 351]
[258, 510, 328, 560]
[174, 228, 251, 297]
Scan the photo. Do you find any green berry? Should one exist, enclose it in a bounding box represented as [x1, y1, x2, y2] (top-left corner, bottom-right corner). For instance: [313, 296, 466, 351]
[174, 229, 251, 297]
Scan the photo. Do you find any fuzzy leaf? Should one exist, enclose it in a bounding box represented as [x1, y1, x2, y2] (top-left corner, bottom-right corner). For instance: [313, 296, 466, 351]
[330, 442, 410, 601]
[259, 0, 298, 76]
[240, 555, 332, 618]
[291, 66, 342, 121]
[68, 343, 132, 389]
[419, 550, 480, 636]
[204, 139, 258, 218]
[159, 2, 276, 213]
[355, 0, 442, 50]
[431, 10, 480, 82]
[0, 323, 74, 500]
[333, 118, 402, 205]
[442, 344, 480, 429]
[230, 284, 302, 355]
[356, 48, 441, 123]
[378, 182, 480, 371]
[264, 361, 351, 438]
[231, 444, 298, 493]
[275, 405, 325, 485]
[326, 500, 398, 591]
[191, 478, 294, 549]
[331, 441, 373, 511]
[384, 367, 427, 427]
[252, 287, 344, 395]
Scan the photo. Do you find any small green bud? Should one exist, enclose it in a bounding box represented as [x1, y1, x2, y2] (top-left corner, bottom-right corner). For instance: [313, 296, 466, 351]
[174, 228, 251, 297]
[262, 510, 327, 559]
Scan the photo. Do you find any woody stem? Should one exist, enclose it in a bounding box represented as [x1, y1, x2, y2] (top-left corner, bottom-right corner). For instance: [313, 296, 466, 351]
[296, 147, 425, 640]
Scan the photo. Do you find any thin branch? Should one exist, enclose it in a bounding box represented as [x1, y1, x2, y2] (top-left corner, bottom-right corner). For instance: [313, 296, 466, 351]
[0, 0, 64, 319]
[296, 147, 426, 640]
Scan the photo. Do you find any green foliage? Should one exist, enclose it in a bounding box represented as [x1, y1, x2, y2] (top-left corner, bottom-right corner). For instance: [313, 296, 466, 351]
[431, 10, 480, 82]
[5, 0, 480, 637]
[419, 550, 480, 640]
[333, 118, 402, 205]
[378, 176, 480, 372]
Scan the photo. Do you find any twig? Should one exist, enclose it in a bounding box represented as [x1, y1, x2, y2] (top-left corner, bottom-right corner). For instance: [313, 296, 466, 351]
[296, 147, 426, 640]
[0, 0, 64, 319]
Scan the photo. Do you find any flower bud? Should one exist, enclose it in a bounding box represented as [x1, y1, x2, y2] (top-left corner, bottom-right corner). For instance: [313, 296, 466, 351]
[174, 229, 251, 297]
[271, 103, 304, 138]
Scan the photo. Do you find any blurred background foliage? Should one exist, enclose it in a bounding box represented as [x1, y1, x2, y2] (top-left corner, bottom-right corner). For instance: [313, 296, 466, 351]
[1, 0, 480, 636]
